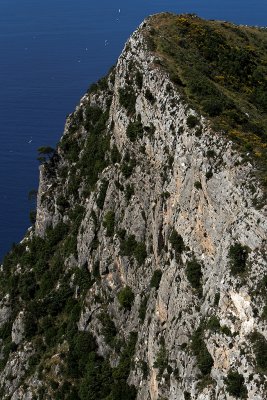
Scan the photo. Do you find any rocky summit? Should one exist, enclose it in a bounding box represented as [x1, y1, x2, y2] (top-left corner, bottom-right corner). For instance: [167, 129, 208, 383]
[1, 13, 267, 400]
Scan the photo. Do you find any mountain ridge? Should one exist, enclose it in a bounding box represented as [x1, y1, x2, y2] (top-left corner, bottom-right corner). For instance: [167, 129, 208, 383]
[0, 13, 267, 400]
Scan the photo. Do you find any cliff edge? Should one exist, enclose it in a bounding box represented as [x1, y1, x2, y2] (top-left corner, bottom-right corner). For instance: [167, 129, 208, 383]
[1, 13, 267, 400]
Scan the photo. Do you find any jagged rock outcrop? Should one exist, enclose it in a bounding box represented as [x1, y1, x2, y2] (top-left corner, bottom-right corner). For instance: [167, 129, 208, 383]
[1, 13, 267, 400]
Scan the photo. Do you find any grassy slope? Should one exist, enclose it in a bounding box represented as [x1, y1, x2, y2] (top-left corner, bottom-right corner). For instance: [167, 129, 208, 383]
[145, 13, 267, 187]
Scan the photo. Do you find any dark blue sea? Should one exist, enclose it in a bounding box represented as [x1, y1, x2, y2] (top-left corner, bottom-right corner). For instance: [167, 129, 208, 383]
[0, 0, 266, 260]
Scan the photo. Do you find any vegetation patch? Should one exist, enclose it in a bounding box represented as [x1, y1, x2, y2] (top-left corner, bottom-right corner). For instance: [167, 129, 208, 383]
[153, 339, 168, 377]
[126, 119, 144, 142]
[121, 153, 136, 178]
[224, 370, 248, 399]
[206, 316, 220, 332]
[150, 269, 163, 290]
[96, 179, 109, 210]
[103, 210, 115, 237]
[186, 258, 203, 293]
[145, 89, 156, 104]
[147, 13, 267, 190]
[139, 295, 148, 323]
[117, 286, 135, 310]
[98, 312, 117, 348]
[228, 243, 248, 275]
[191, 325, 213, 375]
[119, 86, 137, 115]
[250, 331, 267, 373]
[169, 229, 185, 254]
[186, 115, 199, 128]
[120, 232, 147, 265]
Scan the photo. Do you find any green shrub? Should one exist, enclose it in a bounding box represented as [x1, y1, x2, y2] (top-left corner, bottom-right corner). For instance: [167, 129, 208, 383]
[63, 234, 77, 257]
[84, 105, 103, 126]
[135, 71, 143, 89]
[74, 265, 93, 292]
[126, 120, 144, 142]
[150, 270, 163, 290]
[98, 312, 117, 347]
[262, 305, 267, 320]
[125, 184, 134, 201]
[0, 321, 12, 341]
[202, 97, 224, 116]
[24, 312, 38, 339]
[133, 242, 147, 265]
[46, 222, 69, 248]
[120, 233, 146, 265]
[139, 295, 148, 322]
[186, 115, 199, 128]
[145, 89, 156, 104]
[228, 243, 248, 275]
[205, 170, 213, 180]
[194, 181, 202, 190]
[169, 229, 185, 254]
[214, 292, 221, 306]
[225, 370, 248, 399]
[186, 258, 202, 291]
[119, 87, 136, 115]
[96, 180, 109, 210]
[250, 331, 267, 372]
[59, 133, 80, 163]
[221, 325, 232, 336]
[120, 234, 137, 257]
[121, 155, 136, 178]
[73, 331, 98, 369]
[117, 286, 135, 310]
[140, 360, 149, 379]
[103, 211, 115, 237]
[78, 352, 113, 400]
[206, 316, 220, 332]
[191, 327, 213, 375]
[92, 261, 100, 279]
[78, 109, 110, 189]
[153, 341, 168, 377]
[206, 149, 215, 158]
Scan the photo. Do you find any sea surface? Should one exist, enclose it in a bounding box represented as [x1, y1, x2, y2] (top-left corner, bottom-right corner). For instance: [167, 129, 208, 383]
[0, 0, 266, 260]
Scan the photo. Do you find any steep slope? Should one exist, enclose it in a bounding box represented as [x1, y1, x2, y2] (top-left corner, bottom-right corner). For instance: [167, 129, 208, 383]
[0, 13, 267, 400]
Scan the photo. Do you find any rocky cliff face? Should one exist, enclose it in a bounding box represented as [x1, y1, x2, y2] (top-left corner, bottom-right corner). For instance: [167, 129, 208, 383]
[1, 14, 267, 400]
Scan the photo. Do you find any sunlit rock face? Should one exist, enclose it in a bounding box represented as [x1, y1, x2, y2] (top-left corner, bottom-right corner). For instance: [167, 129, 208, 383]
[1, 14, 267, 400]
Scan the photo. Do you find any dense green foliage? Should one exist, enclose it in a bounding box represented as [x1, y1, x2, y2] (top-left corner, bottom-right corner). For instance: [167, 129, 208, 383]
[186, 115, 199, 128]
[59, 104, 110, 196]
[186, 258, 203, 292]
[138, 295, 148, 322]
[250, 331, 267, 372]
[126, 120, 144, 142]
[225, 370, 248, 399]
[228, 243, 248, 275]
[119, 86, 136, 115]
[145, 89, 156, 104]
[117, 286, 135, 310]
[98, 312, 117, 348]
[0, 210, 138, 398]
[169, 229, 184, 254]
[191, 326, 214, 375]
[206, 316, 221, 332]
[121, 153, 136, 178]
[119, 231, 147, 265]
[147, 13, 267, 188]
[153, 339, 168, 377]
[150, 269, 163, 290]
[103, 210, 116, 237]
